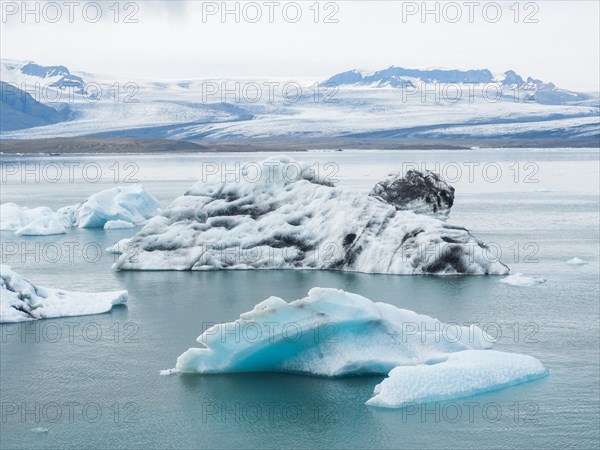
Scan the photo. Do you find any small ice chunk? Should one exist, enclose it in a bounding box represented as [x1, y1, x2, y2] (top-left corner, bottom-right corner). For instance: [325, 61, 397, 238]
[104, 220, 135, 230]
[566, 257, 588, 266]
[366, 350, 548, 408]
[30, 427, 49, 433]
[159, 368, 179, 376]
[499, 273, 546, 287]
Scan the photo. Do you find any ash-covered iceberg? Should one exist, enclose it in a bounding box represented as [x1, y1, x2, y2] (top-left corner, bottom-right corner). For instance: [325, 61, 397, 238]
[171, 288, 547, 407]
[114, 156, 507, 275]
[0, 265, 127, 323]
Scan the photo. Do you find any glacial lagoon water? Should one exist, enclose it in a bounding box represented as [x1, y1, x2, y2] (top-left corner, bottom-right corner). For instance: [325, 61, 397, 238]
[1, 149, 599, 449]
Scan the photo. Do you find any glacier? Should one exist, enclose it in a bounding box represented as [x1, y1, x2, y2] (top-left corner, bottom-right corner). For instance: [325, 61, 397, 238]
[0, 265, 127, 323]
[114, 156, 508, 275]
[172, 288, 548, 407]
[1, 60, 597, 145]
[0, 184, 160, 235]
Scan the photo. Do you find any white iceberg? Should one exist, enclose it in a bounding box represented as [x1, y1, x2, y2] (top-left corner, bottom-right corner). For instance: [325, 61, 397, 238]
[59, 184, 161, 228]
[104, 220, 135, 230]
[499, 273, 547, 287]
[0, 265, 128, 323]
[566, 257, 588, 266]
[115, 157, 508, 275]
[366, 350, 547, 408]
[173, 288, 547, 406]
[1, 184, 160, 235]
[0, 203, 68, 234]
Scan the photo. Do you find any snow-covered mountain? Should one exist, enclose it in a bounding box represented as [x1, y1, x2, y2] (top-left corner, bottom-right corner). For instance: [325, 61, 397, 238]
[323, 66, 591, 105]
[1, 60, 598, 145]
[0, 80, 69, 131]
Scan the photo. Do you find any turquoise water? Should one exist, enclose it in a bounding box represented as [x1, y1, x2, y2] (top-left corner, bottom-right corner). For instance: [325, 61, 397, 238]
[1, 149, 599, 449]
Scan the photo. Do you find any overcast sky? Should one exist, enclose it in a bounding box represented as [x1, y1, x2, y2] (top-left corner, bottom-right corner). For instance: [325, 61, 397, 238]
[1, 1, 599, 90]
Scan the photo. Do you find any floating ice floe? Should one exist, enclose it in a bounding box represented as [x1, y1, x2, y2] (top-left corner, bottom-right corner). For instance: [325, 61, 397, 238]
[114, 156, 508, 275]
[1, 184, 160, 236]
[104, 220, 135, 230]
[566, 257, 588, 266]
[171, 288, 547, 406]
[0, 265, 127, 323]
[367, 350, 547, 408]
[499, 273, 547, 287]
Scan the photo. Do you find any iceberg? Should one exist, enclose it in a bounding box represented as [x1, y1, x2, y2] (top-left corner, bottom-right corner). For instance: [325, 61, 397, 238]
[1, 184, 160, 235]
[114, 157, 508, 275]
[172, 288, 547, 407]
[499, 273, 547, 287]
[366, 350, 548, 408]
[0, 203, 67, 234]
[0, 265, 127, 323]
[58, 184, 160, 228]
[566, 257, 588, 266]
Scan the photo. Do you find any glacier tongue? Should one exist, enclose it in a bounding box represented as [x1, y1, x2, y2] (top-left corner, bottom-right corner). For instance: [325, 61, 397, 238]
[114, 156, 508, 275]
[0, 265, 127, 323]
[172, 288, 547, 407]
